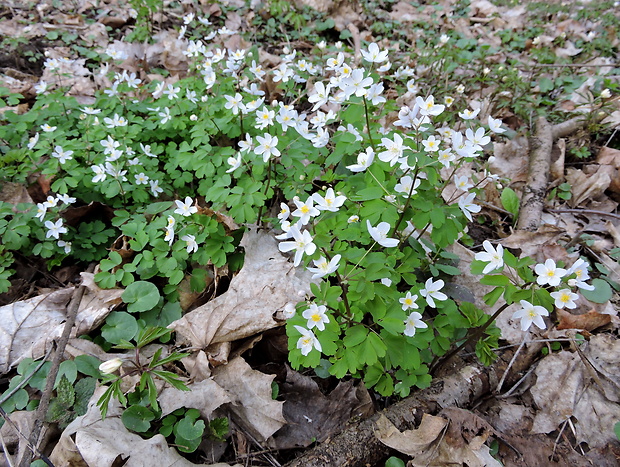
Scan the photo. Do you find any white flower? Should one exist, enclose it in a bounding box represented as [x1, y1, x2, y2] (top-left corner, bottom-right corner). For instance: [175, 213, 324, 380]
[601, 88, 611, 99]
[224, 93, 244, 115]
[282, 303, 296, 319]
[550, 288, 579, 309]
[41, 123, 56, 132]
[454, 175, 473, 191]
[34, 81, 48, 94]
[367, 220, 398, 248]
[404, 311, 427, 337]
[294, 325, 322, 356]
[416, 95, 445, 117]
[92, 164, 107, 183]
[307, 255, 341, 279]
[361, 42, 389, 63]
[99, 358, 123, 374]
[534, 259, 566, 287]
[458, 108, 480, 120]
[512, 300, 549, 331]
[181, 234, 198, 254]
[27, 133, 39, 150]
[254, 134, 280, 162]
[174, 197, 198, 217]
[35, 203, 47, 221]
[278, 226, 317, 267]
[474, 240, 504, 274]
[150, 179, 163, 197]
[57, 193, 76, 205]
[394, 175, 421, 196]
[302, 303, 330, 331]
[134, 173, 149, 185]
[488, 116, 506, 134]
[226, 153, 242, 173]
[140, 143, 157, 157]
[52, 146, 74, 164]
[420, 278, 447, 308]
[292, 197, 320, 225]
[378, 133, 405, 166]
[458, 192, 481, 221]
[278, 203, 290, 221]
[566, 258, 594, 290]
[380, 277, 392, 287]
[399, 291, 419, 311]
[347, 147, 375, 172]
[312, 188, 346, 212]
[43, 195, 58, 208]
[44, 219, 67, 239]
[57, 240, 72, 254]
[348, 215, 359, 223]
[422, 135, 441, 152]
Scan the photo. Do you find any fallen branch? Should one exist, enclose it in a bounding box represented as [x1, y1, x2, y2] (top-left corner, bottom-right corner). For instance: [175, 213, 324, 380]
[517, 111, 609, 231]
[18, 268, 93, 467]
[284, 349, 535, 467]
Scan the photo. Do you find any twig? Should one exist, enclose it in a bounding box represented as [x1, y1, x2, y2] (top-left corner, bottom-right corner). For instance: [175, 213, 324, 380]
[496, 336, 527, 394]
[0, 425, 15, 467]
[547, 208, 620, 221]
[19, 266, 93, 467]
[0, 407, 53, 467]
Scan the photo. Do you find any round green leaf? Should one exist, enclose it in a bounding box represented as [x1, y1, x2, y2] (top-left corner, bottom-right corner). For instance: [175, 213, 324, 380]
[122, 281, 161, 313]
[101, 312, 138, 344]
[122, 405, 155, 433]
[385, 457, 406, 467]
[580, 278, 612, 304]
[174, 416, 205, 440]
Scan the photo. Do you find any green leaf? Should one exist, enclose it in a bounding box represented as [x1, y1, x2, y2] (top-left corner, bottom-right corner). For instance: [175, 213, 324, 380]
[101, 312, 139, 344]
[580, 278, 612, 304]
[385, 456, 406, 467]
[614, 421, 620, 441]
[500, 187, 520, 218]
[122, 405, 155, 433]
[483, 287, 504, 307]
[55, 375, 75, 408]
[175, 415, 205, 440]
[74, 378, 96, 416]
[74, 355, 102, 378]
[123, 281, 161, 313]
[480, 274, 510, 286]
[343, 325, 369, 347]
[55, 360, 78, 388]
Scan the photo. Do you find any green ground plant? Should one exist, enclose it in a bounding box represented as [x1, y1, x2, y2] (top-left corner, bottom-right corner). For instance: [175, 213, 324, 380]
[0, 0, 616, 457]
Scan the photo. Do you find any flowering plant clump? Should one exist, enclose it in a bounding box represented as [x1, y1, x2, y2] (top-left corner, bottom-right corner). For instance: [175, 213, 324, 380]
[0, 9, 613, 411]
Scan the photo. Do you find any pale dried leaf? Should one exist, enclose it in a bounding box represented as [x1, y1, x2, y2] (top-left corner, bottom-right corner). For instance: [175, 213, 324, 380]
[375, 413, 447, 456]
[530, 335, 620, 448]
[0, 276, 121, 373]
[212, 357, 285, 442]
[272, 367, 374, 449]
[50, 388, 234, 466]
[566, 166, 612, 207]
[169, 227, 315, 350]
[159, 379, 231, 419]
[0, 182, 33, 205]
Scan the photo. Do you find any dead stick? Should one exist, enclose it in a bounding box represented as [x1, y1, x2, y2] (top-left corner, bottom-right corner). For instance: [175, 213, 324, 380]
[284, 362, 502, 467]
[19, 270, 91, 467]
[517, 116, 552, 231]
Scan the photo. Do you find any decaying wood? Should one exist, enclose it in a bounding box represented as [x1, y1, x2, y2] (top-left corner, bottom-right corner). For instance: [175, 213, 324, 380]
[284, 354, 532, 467]
[517, 111, 609, 231]
[517, 117, 553, 231]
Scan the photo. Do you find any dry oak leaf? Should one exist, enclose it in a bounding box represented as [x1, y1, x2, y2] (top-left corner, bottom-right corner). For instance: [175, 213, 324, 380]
[272, 366, 374, 449]
[169, 227, 315, 350]
[530, 334, 620, 448]
[212, 357, 286, 442]
[556, 308, 611, 331]
[0, 276, 122, 373]
[50, 387, 237, 467]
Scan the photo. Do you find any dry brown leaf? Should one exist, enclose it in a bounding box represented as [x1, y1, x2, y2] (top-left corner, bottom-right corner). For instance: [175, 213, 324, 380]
[566, 166, 613, 207]
[530, 334, 620, 448]
[0, 182, 32, 205]
[556, 308, 611, 331]
[272, 367, 374, 449]
[375, 413, 447, 456]
[49, 387, 235, 467]
[500, 225, 565, 255]
[169, 227, 315, 351]
[0, 275, 122, 373]
[212, 357, 286, 442]
[158, 379, 232, 419]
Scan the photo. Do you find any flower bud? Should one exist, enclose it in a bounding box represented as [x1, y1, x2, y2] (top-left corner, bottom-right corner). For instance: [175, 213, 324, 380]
[99, 358, 123, 374]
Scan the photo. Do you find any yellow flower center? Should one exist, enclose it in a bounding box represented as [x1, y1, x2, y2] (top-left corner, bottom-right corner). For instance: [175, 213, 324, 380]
[311, 314, 321, 322]
[300, 206, 309, 214]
